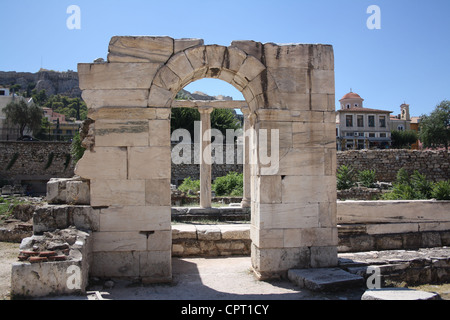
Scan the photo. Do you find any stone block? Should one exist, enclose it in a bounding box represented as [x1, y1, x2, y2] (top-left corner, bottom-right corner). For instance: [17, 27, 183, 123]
[205, 45, 226, 69]
[277, 148, 325, 176]
[231, 40, 263, 61]
[236, 56, 266, 82]
[82, 89, 149, 109]
[283, 228, 337, 248]
[167, 51, 195, 84]
[281, 175, 336, 203]
[174, 38, 204, 53]
[108, 36, 173, 63]
[361, 288, 440, 300]
[88, 107, 157, 121]
[93, 231, 147, 252]
[268, 67, 308, 94]
[250, 225, 284, 249]
[99, 206, 171, 232]
[292, 121, 336, 148]
[75, 147, 128, 180]
[218, 224, 250, 240]
[66, 180, 90, 205]
[148, 84, 173, 107]
[90, 180, 145, 207]
[153, 65, 181, 92]
[172, 224, 197, 240]
[146, 179, 171, 206]
[288, 267, 363, 292]
[139, 250, 172, 282]
[128, 146, 171, 180]
[257, 202, 319, 230]
[310, 246, 338, 268]
[258, 175, 282, 204]
[78, 62, 159, 90]
[146, 230, 172, 251]
[46, 178, 69, 204]
[95, 119, 149, 147]
[149, 120, 170, 147]
[196, 225, 221, 241]
[311, 69, 334, 95]
[263, 43, 309, 69]
[90, 251, 140, 277]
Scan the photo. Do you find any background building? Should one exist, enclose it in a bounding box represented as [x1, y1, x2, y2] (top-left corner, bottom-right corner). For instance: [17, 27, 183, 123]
[0, 88, 34, 140]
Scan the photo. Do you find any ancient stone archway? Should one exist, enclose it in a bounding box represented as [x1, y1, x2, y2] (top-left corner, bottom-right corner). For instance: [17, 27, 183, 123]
[76, 36, 338, 281]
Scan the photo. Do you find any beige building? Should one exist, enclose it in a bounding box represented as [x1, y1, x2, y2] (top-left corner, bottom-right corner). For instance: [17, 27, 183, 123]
[336, 91, 392, 150]
[0, 88, 34, 140]
[390, 103, 411, 132]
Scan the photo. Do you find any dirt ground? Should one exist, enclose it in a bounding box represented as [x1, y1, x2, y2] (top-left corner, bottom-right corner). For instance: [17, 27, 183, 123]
[0, 242, 19, 300]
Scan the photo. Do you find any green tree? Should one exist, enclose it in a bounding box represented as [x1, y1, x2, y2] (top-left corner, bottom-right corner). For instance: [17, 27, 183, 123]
[419, 100, 450, 150]
[391, 130, 418, 149]
[337, 165, 355, 190]
[70, 131, 85, 163]
[4, 100, 43, 139]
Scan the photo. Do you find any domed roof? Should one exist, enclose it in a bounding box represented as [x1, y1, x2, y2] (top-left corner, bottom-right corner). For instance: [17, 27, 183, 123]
[340, 91, 363, 100]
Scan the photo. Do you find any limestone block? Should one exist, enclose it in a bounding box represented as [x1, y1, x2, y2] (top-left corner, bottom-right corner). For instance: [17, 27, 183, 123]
[283, 227, 338, 248]
[149, 120, 170, 147]
[309, 44, 334, 70]
[277, 147, 326, 176]
[90, 251, 140, 277]
[218, 224, 250, 240]
[128, 146, 171, 180]
[281, 175, 336, 203]
[148, 84, 173, 107]
[172, 224, 197, 240]
[146, 230, 172, 251]
[46, 178, 69, 204]
[153, 65, 181, 92]
[167, 51, 195, 84]
[231, 40, 263, 61]
[257, 202, 319, 230]
[95, 119, 149, 147]
[310, 246, 338, 268]
[146, 179, 171, 206]
[155, 107, 171, 120]
[258, 175, 282, 204]
[185, 45, 208, 71]
[108, 36, 174, 63]
[319, 202, 337, 228]
[196, 225, 221, 241]
[174, 38, 204, 53]
[236, 56, 266, 83]
[278, 93, 310, 111]
[250, 225, 284, 249]
[311, 93, 335, 112]
[99, 206, 171, 232]
[263, 43, 309, 69]
[311, 69, 335, 95]
[93, 231, 147, 252]
[88, 107, 157, 121]
[82, 89, 149, 109]
[225, 46, 248, 73]
[90, 180, 145, 207]
[139, 250, 172, 282]
[78, 62, 159, 90]
[251, 244, 311, 278]
[75, 147, 127, 180]
[292, 122, 335, 148]
[205, 45, 226, 69]
[66, 180, 90, 205]
[269, 67, 308, 94]
[256, 109, 327, 123]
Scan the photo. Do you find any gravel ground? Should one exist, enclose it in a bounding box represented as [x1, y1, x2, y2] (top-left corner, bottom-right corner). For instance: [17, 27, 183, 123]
[0, 242, 19, 300]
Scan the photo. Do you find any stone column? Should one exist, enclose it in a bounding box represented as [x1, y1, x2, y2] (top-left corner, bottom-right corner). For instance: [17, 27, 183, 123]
[198, 107, 213, 208]
[241, 108, 251, 208]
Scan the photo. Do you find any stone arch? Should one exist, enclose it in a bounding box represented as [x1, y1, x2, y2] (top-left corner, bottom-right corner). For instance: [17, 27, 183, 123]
[75, 36, 338, 283]
[148, 44, 282, 113]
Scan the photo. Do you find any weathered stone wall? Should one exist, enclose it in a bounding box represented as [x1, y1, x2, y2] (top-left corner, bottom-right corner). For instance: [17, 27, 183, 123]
[337, 149, 450, 182]
[0, 142, 75, 194]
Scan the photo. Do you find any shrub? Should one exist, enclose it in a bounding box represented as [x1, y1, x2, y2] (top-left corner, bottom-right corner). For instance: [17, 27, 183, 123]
[410, 171, 433, 199]
[178, 177, 200, 194]
[337, 165, 355, 190]
[212, 172, 243, 196]
[396, 168, 410, 185]
[431, 180, 450, 200]
[358, 169, 376, 188]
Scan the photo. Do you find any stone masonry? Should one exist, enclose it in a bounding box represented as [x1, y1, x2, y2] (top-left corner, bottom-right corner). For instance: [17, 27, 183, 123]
[73, 36, 338, 281]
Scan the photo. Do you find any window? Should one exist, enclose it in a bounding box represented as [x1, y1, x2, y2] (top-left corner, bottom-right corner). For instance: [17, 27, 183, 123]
[346, 104, 350, 109]
[368, 115, 375, 127]
[357, 115, 364, 127]
[380, 133, 386, 138]
[346, 115, 353, 127]
[369, 133, 375, 138]
[397, 125, 404, 131]
[379, 116, 386, 128]
[354, 103, 359, 107]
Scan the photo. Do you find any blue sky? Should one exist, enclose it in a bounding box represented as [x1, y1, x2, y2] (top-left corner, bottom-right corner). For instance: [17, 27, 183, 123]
[0, 0, 449, 117]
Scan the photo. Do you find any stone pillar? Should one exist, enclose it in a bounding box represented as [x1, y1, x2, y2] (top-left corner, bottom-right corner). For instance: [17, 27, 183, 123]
[199, 107, 213, 208]
[241, 108, 251, 208]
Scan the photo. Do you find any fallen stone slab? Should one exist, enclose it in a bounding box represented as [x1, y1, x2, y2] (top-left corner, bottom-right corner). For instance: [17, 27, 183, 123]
[361, 288, 441, 300]
[288, 267, 364, 292]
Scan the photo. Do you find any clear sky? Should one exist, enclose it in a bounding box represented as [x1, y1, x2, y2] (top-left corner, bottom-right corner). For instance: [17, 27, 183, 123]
[0, 0, 449, 117]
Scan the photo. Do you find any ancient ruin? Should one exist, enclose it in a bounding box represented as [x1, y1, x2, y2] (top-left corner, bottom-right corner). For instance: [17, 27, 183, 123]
[73, 36, 337, 281]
